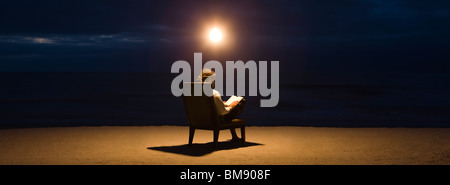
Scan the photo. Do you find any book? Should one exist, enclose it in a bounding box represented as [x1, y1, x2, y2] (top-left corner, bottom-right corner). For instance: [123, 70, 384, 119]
[224, 95, 244, 106]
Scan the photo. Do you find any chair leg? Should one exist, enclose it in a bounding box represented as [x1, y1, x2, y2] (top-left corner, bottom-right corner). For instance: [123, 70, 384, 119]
[189, 127, 195, 146]
[213, 129, 219, 146]
[241, 126, 245, 145]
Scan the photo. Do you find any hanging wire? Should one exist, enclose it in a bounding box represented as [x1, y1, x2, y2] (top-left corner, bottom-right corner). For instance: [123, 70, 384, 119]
[213, 0, 216, 23]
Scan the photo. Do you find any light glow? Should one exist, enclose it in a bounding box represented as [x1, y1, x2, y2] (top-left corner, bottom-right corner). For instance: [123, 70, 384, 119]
[209, 27, 223, 43]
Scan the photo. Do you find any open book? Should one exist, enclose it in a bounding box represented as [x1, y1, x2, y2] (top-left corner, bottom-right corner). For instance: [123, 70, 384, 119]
[224, 95, 244, 106]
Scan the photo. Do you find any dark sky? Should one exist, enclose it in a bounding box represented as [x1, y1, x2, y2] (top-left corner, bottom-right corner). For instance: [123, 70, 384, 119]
[0, 0, 449, 74]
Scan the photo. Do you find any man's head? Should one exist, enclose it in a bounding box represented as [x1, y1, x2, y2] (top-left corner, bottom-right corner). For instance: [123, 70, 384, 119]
[198, 68, 215, 89]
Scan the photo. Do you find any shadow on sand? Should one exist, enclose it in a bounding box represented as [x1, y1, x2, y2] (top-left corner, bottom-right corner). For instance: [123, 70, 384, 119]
[147, 140, 263, 157]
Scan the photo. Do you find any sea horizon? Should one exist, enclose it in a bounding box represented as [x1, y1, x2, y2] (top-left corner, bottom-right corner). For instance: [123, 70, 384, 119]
[1, 72, 450, 128]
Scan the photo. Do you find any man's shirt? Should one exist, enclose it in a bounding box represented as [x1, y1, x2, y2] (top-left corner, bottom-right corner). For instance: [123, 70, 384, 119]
[212, 89, 231, 116]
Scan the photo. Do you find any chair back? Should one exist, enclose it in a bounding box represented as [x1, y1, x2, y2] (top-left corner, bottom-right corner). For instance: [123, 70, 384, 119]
[182, 82, 220, 128]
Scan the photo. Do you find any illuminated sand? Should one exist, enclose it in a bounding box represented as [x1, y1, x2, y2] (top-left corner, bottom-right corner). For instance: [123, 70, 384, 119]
[1, 126, 450, 165]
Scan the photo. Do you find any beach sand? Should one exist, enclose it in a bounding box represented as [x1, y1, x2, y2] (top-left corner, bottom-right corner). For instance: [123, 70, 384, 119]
[1, 126, 450, 165]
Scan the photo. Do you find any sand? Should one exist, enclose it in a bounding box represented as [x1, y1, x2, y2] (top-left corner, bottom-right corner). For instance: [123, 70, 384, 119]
[0, 126, 450, 165]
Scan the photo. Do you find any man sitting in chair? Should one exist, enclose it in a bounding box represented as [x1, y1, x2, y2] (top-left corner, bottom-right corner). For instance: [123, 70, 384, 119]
[200, 68, 246, 142]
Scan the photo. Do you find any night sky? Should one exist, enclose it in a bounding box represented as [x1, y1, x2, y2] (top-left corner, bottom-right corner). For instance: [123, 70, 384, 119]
[0, 0, 449, 74]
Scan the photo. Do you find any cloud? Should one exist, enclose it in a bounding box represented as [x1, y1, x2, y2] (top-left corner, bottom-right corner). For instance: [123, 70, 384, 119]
[0, 33, 150, 46]
[25, 37, 55, 44]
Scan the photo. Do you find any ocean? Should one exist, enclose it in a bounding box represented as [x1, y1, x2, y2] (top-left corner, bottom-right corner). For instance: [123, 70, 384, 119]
[1, 72, 450, 128]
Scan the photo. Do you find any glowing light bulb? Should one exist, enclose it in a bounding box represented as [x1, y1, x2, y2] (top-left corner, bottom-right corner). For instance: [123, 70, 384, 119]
[209, 27, 223, 43]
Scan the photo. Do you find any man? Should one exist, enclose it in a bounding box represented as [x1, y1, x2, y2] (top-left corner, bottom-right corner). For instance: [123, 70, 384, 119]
[199, 68, 246, 142]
